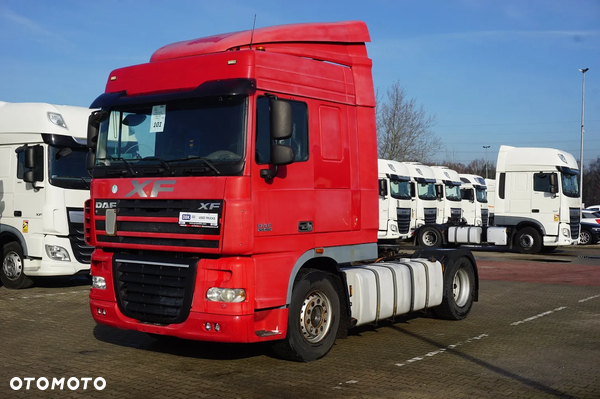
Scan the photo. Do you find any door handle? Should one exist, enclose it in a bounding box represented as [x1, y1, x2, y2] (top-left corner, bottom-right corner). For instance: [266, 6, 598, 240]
[14, 211, 22, 217]
[532, 209, 539, 213]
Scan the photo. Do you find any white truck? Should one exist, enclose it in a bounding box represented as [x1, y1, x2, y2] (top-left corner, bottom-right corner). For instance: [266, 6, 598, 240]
[0, 102, 94, 289]
[446, 146, 581, 253]
[378, 159, 413, 241]
[459, 174, 489, 228]
[430, 166, 464, 225]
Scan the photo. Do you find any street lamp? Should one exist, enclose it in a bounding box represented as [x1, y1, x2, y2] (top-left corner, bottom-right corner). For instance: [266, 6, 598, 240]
[579, 68, 589, 206]
[483, 145, 490, 179]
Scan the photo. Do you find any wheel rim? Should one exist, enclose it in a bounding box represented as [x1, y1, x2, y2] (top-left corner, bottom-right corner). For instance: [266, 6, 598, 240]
[300, 290, 332, 343]
[422, 231, 438, 246]
[453, 267, 471, 308]
[3, 251, 23, 281]
[519, 234, 534, 249]
[580, 231, 591, 245]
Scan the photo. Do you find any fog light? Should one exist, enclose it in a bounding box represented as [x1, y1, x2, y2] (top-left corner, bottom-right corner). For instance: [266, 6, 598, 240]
[45, 245, 71, 261]
[390, 224, 398, 232]
[562, 228, 570, 237]
[92, 276, 106, 289]
[214, 323, 221, 332]
[206, 287, 246, 303]
[205, 322, 212, 331]
[97, 308, 102, 315]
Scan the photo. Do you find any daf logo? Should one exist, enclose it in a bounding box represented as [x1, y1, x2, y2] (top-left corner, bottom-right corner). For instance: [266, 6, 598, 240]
[388, 163, 396, 172]
[112, 185, 118, 194]
[96, 201, 117, 209]
[125, 180, 176, 198]
[415, 168, 423, 176]
[444, 172, 450, 178]
[198, 202, 221, 211]
[558, 154, 568, 164]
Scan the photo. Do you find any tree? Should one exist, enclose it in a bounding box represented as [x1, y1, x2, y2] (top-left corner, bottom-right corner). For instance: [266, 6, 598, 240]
[583, 156, 600, 207]
[376, 81, 442, 162]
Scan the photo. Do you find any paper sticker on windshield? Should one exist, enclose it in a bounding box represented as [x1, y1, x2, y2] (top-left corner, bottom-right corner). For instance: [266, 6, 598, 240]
[179, 212, 219, 228]
[149, 105, 166, 133]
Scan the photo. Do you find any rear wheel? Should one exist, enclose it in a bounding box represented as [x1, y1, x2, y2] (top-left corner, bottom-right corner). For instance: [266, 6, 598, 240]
[432, 256, 475, 320]
[272, 269, 341, 362]
[418, 227, 442, 248]
[514, 227, 542, 254]
[1, 242, 34, 289]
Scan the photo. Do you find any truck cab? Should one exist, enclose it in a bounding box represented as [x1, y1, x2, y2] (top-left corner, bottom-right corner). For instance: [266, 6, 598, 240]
[377, 159, 413, 241]
[493, 145, 580, 252]
[0, 102, 94, 289]
[459, 174, 489, 228]
[430, 166, 463, 226]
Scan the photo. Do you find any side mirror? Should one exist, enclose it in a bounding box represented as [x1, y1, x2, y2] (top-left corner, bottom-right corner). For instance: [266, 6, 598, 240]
[435, 184, 443, 200]
[409, 182, 416, 198]
[379, 179, 388, 197]
[23, 170, 36, 184]
[87, 110, 109, 149]
[25, 146, 36, 169]
[469, 190, 475, 202]
[86, 150, 96, 171]
[549, 173, 558, 194]
[271, 144, 294, 166]
[270, 99, 292, 140]
[22, 145, 44, 184]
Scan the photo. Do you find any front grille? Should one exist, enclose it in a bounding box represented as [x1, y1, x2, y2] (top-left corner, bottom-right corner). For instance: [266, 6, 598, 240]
[481, 209, 489, 228]
[396, 208, 411, 234]
[569, 208, 580, 239]
[67, 208, 94, 264]
[94, 199, 222, 251]
[424, 208, 437, 225]
[113, 255, 197, 324]
[450, 208, 462, 224]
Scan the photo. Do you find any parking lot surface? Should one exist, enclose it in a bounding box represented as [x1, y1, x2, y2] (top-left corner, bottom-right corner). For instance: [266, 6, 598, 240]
[1, 245, 599, 398]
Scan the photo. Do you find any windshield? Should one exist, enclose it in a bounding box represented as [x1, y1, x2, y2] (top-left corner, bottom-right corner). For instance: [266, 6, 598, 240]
[49, 145, 90, 190]
[95, 96, 247, 176]
[418, 182, 437, 200]
[445, 185, 461, 201]
[561, 172, 579, 198]
[476, 187, 487, 203]
[390, 180, 411, 200]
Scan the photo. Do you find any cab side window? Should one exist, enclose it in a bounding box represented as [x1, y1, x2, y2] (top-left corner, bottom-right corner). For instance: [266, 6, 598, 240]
[533, 173, 553, 193]
[255, 96, 308, 165]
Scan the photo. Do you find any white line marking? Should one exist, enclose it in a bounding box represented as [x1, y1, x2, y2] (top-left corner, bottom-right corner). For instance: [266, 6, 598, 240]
[395, 334, 489, 367]
[510, 306, 567, 326]
[2, 289, 89, 301]
[333, 380, 359, 390]
[579, 294, 600, 303]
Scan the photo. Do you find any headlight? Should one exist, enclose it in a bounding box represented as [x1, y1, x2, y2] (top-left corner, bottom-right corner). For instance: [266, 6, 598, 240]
[562, 228, 570, 237]
[476, 220, 482, 226]
[45, 245, 71, 261]
[206, 287, 246, 303]
[92, 276, 106, 289]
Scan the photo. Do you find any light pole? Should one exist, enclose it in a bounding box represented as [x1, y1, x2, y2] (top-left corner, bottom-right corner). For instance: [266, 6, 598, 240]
[483, 145, 490, 178]
[579, 68, 588, 206]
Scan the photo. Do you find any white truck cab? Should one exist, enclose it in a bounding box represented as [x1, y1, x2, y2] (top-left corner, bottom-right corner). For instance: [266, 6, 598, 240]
[430, 166, 463, 225]
[0, 102, 93, 289]
[493, 145, 580, 252]
[378, 159, 413, 241]
[459, 174, 489, 228]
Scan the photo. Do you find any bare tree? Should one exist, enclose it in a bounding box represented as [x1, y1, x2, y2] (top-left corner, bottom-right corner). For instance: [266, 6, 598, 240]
[376, 81, 442, 162]
[583, 156, 600, 206]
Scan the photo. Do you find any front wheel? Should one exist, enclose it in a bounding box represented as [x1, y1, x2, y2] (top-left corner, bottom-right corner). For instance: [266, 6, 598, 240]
[418, 226, 442, 248]
[514, 227, 542, 254]
[272, 269, 341, 362]
[579, 230, 592, 245]
[1, 242, 34, 289]
[432, 256, 475, 320]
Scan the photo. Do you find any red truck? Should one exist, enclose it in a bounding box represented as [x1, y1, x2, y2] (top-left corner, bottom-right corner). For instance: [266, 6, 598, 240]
[86, 21, 478, 361]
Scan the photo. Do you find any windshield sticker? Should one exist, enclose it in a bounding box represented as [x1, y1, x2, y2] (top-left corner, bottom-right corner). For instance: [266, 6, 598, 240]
[149, 105, 166, 133]
[179, 212, 219, 228]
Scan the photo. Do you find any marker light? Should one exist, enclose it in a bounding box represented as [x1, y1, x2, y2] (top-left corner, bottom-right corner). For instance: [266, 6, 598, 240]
[47, 112, 67, 128]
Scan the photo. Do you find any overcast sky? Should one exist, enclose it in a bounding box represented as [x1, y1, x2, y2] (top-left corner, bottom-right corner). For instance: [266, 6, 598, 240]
[0, 0, 598, 165]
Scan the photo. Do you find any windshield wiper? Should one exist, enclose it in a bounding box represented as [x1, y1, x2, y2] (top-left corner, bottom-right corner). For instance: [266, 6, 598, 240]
[164, 156, 221, 175]
[99, 157, 138, 176]
[140, 157, 175, 175]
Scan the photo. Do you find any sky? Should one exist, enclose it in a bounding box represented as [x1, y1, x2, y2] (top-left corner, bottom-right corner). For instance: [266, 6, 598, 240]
[0, 0, 598, 166]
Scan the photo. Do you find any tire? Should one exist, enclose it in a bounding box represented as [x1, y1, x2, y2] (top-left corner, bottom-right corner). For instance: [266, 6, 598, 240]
[514, 227, 542, 254]
[540, 245, 557, 253]
[272, 269, 341, 362]
[418, 226, 442, 248]
[432, 256, 475, 320]
[579, 230, 592, 245]
[1, 242, 34, 289]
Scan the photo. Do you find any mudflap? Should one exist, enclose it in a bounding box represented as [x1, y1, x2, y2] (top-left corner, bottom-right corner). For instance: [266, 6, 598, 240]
[411, 247, 479, 302]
